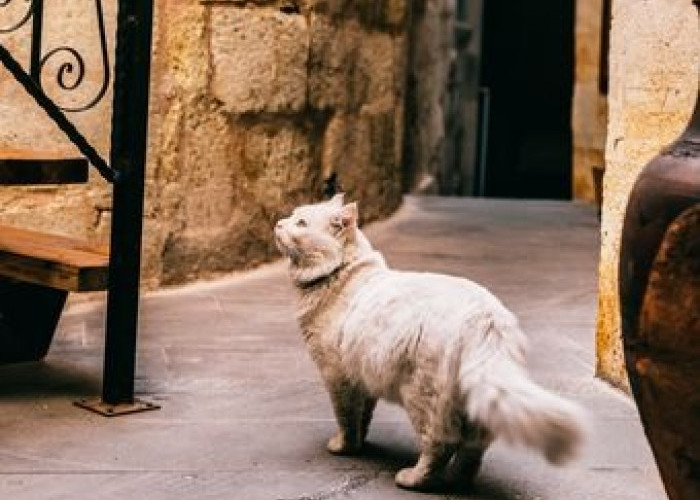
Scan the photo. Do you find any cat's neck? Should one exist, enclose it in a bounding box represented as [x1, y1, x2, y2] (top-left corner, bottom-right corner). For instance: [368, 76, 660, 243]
[293, 229, 379, 287]
[294, 230, 386, 324]
[296, 248, 384, 292]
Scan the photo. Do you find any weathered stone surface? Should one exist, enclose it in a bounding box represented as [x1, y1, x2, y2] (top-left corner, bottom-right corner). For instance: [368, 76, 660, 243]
[355, 0, 406, 29]
[403, 0, 453, 192]
[309, 14, 402, 112]
[324, 111, 401, 222]
[210, 7, 309, 114]
[308, 16, 365, 111]
[159, 117, 322, 285]
[367, 111, 396, 167]
[359, 31, 396, 110]
[572, 0, 607, 203]
[311, 0, 406, 28]
[0, 0, 409, 290]
[596, 0, 698, 390]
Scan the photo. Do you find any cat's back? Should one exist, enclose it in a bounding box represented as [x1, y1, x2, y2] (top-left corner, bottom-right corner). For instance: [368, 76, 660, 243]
[344, 268, 517, 336]
[335, 268, 521, 395]
[356, 268, 507, 310]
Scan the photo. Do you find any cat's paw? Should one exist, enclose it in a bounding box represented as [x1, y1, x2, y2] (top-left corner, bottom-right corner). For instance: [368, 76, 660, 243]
[327, 432, 361, 455]
[395, 467, 443, 491]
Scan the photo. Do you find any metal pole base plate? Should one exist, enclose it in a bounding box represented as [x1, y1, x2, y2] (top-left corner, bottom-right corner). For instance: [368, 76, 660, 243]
[74, 398, 160, 417]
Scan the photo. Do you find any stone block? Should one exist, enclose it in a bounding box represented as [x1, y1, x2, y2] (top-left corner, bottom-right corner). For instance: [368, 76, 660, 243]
[308, 16, 365, 111]
[354, 0, 407, 28]
[383, 0, 408, 28]
[210, 7, 309, 113]
[359, 31, 397, 108]
[238, 121, 316, 198]
[157, 116, 321, 285]
[368, 111, 395, 167]
[309, 16, 398, 112]
[321, 114, 363, 180]
[322, 111, 400, 221]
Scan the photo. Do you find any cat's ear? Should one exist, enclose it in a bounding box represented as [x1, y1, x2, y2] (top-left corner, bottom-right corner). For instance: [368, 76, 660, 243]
[331, 202, 358, 229]
[329, 193, 345, 207]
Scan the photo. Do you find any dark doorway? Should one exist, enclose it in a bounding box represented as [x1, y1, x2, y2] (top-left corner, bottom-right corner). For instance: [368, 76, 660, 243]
[477, 0, 575, 199]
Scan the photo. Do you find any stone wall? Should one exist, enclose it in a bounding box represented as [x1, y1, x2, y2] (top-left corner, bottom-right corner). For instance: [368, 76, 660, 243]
[0, 0, 408, 288]
[403, 0, 454, 193]
[596, 0, 698, 389]
[572, 0, 607, 202]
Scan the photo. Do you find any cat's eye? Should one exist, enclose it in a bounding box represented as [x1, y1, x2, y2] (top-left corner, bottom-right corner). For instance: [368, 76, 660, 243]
[296, 219, 307, 227]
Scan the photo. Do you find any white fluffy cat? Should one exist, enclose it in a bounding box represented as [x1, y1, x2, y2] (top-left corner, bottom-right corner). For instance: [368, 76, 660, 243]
[274, 195, 586, 491]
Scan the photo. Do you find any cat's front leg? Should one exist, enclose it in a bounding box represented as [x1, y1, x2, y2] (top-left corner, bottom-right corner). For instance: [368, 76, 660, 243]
[325, 378, 370, 455]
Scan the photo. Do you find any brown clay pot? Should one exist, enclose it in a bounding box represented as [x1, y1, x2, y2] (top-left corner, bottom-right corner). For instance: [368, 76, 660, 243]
[618, 10, 700, 499]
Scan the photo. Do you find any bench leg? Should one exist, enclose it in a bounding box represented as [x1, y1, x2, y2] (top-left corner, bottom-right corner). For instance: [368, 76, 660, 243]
[0, 278, 67, 364]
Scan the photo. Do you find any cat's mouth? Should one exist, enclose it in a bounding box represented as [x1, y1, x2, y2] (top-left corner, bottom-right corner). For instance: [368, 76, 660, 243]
[274, 227, 300, 260]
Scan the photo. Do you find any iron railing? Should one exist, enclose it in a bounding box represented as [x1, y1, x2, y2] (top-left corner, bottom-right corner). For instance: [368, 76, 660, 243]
[1, 0, 111, 112]
[0, 0, 156, 414]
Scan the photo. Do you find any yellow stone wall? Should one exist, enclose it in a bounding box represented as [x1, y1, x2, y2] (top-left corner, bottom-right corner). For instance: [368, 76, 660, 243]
[0, 0, 409, 288]
[596, 0, 698, 389]
[572, 0, 607, 202]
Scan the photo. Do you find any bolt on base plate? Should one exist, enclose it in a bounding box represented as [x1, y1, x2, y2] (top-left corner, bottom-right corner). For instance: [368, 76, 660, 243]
[74, 398, 160, 417]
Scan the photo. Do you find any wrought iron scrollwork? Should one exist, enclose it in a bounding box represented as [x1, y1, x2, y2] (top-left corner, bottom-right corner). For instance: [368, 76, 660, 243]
[42, 47, 86, 92]
[0, 0, 110, 112]
[0, 0, 32, 34]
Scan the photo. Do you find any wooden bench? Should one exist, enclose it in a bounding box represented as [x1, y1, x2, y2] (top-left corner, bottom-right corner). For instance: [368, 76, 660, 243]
[0, 225, 109, 364]
[0, 151, 108, 364]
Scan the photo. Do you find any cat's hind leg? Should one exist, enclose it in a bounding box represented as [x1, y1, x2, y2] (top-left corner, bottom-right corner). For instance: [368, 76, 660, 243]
[395, 386, 461, 490]
[360, 397, 377, 442]
[395, 441, 458, 490]
[446, 427, 492, 486]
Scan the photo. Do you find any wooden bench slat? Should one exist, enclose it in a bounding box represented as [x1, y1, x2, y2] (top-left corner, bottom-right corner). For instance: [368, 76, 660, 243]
[0, 149, 89, 185]
[0, 225, 109, 292]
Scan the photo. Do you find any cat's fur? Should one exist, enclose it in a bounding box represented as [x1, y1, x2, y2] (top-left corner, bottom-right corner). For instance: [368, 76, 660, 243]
[274, 195, 586, 491]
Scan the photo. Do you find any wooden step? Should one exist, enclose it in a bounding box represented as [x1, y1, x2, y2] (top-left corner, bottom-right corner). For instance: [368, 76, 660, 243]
[0, 149, 89, 185]
[0, 225, 109, 292]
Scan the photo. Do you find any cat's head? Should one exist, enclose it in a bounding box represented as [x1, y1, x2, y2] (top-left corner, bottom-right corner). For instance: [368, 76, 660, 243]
[274, 194, 359, 285]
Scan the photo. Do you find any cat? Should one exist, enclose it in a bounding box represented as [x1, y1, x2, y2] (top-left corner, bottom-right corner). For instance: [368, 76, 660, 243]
[274, 194, 586, 491]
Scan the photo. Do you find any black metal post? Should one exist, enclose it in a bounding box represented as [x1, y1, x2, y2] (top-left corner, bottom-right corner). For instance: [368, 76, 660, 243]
[29, 0, 42, 81]
[101, 0, 154, 407]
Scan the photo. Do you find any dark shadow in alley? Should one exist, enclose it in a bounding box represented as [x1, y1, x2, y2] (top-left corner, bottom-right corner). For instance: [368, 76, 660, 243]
[0, 362, 99, 398]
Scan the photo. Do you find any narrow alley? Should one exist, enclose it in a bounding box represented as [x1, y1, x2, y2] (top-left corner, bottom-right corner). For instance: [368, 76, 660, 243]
[0, 197, 665, 500]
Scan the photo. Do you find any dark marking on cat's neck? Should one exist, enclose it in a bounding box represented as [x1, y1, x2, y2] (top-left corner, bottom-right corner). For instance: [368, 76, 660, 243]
[296, 262, 346, 291]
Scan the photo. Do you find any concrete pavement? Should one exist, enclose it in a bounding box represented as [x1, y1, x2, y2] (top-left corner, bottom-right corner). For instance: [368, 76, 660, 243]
[0, 196, 666, 500]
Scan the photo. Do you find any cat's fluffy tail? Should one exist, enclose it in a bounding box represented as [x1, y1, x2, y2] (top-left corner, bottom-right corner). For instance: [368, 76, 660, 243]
[460, 321, 586, 465]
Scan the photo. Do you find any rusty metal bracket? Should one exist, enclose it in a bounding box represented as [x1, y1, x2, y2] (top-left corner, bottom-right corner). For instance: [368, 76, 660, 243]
[74, 398, 160, 417]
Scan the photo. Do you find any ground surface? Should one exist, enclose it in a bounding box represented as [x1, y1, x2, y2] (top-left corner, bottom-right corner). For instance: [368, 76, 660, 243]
[0, 197, 667, 500]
